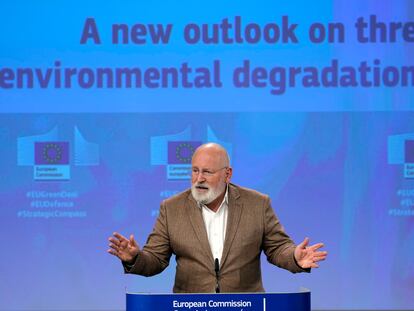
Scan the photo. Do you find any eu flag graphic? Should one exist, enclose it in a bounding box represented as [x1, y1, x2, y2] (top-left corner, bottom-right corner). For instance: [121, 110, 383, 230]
[404, 140, 414, 163]
[33, 142, 70, 180]
[35, 142, 69, 165]
[168, 141, 202, 164]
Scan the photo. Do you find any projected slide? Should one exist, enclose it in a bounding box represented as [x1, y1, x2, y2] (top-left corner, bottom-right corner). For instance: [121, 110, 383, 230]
[0, 0, 413, 310]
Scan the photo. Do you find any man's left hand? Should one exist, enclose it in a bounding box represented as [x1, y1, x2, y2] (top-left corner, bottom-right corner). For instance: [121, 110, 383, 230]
[294, 237, 327, 269]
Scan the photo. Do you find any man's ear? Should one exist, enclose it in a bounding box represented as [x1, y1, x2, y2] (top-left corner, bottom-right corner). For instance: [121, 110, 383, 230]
[225, 167, 233, 183]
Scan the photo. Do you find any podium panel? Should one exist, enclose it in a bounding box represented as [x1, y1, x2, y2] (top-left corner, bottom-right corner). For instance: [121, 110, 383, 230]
[126, 291, 310, 311]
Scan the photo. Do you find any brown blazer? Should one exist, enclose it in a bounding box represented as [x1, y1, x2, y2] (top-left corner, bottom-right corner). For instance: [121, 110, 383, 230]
[124, 183, 308, 292]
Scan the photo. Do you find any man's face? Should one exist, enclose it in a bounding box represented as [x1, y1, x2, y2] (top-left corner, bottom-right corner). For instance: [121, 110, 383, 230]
[191, 149, 230, 204]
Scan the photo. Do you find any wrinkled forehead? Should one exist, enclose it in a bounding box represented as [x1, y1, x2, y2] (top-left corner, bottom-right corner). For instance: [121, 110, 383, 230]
[191, 149, 225, 169]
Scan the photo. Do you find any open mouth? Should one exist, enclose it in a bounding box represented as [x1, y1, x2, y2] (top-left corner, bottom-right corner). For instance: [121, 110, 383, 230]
[195, 185, 209, 191]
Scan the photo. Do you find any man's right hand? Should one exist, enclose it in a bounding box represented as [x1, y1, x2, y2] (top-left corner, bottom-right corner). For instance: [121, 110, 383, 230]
[107, 232, 140, 264]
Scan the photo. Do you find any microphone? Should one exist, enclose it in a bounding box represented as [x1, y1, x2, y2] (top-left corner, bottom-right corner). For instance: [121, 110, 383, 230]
[215, 258, 220, 293]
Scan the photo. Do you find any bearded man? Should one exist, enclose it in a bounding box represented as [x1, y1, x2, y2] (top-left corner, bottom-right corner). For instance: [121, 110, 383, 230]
[108, 143, 327, 293]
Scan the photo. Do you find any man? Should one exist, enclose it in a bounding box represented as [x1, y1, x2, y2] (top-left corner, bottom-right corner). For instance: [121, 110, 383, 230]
[108, 143, 327, 292]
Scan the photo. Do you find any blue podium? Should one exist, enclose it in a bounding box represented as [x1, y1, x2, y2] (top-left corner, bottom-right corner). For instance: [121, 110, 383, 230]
[126, 290, 310, 311]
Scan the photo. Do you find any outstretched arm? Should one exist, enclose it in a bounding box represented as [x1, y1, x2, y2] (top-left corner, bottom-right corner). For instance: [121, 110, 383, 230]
[107, 203, 172, 277]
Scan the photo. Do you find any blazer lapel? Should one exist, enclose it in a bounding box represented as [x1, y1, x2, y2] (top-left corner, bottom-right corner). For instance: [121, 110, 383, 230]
[186, 193, 214, 263]
[220, 184, 243, 267]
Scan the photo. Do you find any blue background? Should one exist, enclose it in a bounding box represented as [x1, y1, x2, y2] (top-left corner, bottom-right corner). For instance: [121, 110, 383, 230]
[0, 0, 413, 310]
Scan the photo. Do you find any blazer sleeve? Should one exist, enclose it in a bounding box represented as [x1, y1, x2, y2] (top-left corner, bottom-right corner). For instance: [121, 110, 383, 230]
[123, 201, 173, 277]
[261, 196, 310, 273]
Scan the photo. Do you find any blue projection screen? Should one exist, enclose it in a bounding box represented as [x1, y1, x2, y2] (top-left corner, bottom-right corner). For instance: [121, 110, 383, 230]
[1, 1, 413, 310]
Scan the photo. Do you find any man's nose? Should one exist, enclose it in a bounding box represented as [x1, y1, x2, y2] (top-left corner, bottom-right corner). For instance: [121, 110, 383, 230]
[196, 172, 206, 182]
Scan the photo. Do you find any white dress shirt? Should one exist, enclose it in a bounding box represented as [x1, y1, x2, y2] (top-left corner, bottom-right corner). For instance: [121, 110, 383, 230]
[199, 185, 229, 265]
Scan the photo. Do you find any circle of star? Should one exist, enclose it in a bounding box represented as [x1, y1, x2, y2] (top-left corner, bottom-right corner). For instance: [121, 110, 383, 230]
[42, 143, 63, 164]
[175, 142, 196, 164]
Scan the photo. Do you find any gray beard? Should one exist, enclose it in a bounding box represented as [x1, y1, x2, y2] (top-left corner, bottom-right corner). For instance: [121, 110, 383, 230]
[191, 183, 224, 205]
